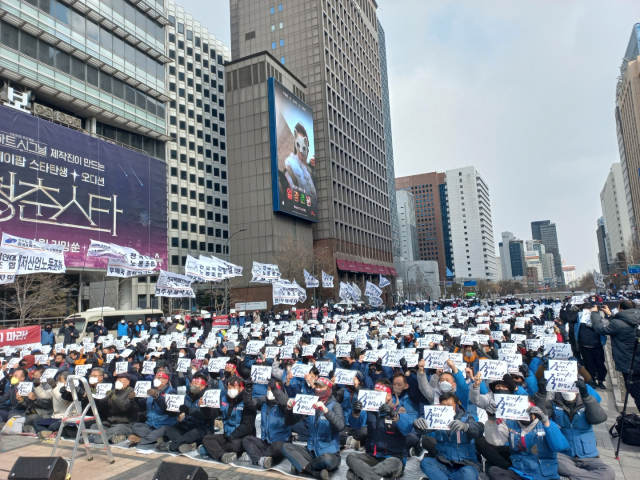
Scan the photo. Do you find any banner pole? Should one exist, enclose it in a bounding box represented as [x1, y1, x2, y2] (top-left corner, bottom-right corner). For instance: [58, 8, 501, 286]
[100, 273, 107, 321]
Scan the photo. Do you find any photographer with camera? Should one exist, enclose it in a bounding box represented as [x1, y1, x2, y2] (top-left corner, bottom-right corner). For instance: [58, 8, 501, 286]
[590, 300, 640, 406]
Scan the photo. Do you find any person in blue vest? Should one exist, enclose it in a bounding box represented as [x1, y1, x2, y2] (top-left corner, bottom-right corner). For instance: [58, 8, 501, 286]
[535, 379, 615, 480]
[200, 375, 257, 463]
[484, 401, 569, 480]
[133, 319, 146, 338]
[240, 378, 290, 468]
[41, 323, 56, 346]
[117, 319, 131, 339]
[344, 379, 414, 480]
[128, 371, 177, 448]
[417, 392, 484, 480]
[283, 377, 345, 480]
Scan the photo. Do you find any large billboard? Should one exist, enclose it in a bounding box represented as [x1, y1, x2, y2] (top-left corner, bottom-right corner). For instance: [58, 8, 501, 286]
[268, 78, 317, 222]
[0, 105, 167, 269]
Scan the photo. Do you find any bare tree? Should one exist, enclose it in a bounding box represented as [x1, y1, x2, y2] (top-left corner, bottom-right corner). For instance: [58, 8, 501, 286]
[577, 272, 596, 292]
[497, 279, 524, 296]
[0, 274, 71, 324]
[476, 279, 495, 299]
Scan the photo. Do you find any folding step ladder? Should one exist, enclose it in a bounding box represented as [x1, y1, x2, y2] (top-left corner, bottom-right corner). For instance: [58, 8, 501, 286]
[51, 375, 115, 476]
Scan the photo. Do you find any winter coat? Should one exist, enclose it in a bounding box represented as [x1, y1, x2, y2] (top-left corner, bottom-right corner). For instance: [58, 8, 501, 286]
[285, 395, 345, 456]
[591, 309, 640, 373]
[104, 386, 140, 426]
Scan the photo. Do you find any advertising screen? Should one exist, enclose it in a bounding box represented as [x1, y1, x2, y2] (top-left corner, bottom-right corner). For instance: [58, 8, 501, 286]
[268, 78, 317, 222]
[0, 105, 167, 268]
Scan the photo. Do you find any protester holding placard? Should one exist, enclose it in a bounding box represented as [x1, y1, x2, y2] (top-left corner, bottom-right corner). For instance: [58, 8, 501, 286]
[343, 379, 413, 480]
[19, 368, 53, 433]
[534, 379, 614, 480]
[200, 375, 257, 463]
[484, 401, 569, 480]
[415, 392, 484, 480]
[32, 371, 72, 437]
[88, 372, 139, 445]
[128, 371, 178, 448]
[338, 371, 370, 450]
[283, 377, 345, 480]
[575, 303, 608, 390]
[240, 378, 290, 468]
[157, 374, 212, 453]
[417, 358, 470, 409]
[0, 367, 30, 421]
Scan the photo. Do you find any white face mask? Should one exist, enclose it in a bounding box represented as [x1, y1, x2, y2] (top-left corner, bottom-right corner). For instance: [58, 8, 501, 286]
[266, 390, 275, 401]
[561, 392, 577, 402]
[121, 320, 125, 324]
[115, 380, 124, 390]
[179, 353, 185, 358]
[191, 368, 197, 374]
[150, 322, 158, 327]
[57, 383, 65, 389]
[89, 377, 99, 385]
[439, 381, 453, 393]
[153, 379, 162, 388]
[227, 389, 239, 399]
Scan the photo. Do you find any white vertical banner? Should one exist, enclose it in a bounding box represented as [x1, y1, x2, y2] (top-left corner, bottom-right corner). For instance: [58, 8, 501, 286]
[322, 271, 334, 288]
[379, 275, 390, 288]
[304, 269, 319, 288]
[154, 270, 195, 298]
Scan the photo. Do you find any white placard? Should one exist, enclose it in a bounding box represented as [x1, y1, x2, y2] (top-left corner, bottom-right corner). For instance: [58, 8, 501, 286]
[74, 365, 90, 377]
[142, 361, 156, 375]
[404, 353, 420, 367]
[545, 360, 577, 392]
[176, 358, 191, 373]
[246, 341, 265, 356]
[280, 346, 294, 359]
[423, 350, 449, 369]
[544, 343, 573, 359]
[336, 344, 352, 358]
[423, 405, 455, 430]
[293, 394, 319, 415]
[479, 359, 508, 381]
[202, 389, 221, 408]
[363, 350, 382, 362]
[264, 347, 280, 359]
[498, 353, 522, 373]
[358, 390, 387, 412]
[208, 357, 229, 372]
[291, 363, 313, 378]
[17, 382, 33, 396]
[41, 368, 58, 381]
[500, 343, 518, 354]
[316, 361, 333, 377]
[115, 362, 128, 374]
[494, 394, 529, 421]
[165, 394, 185, 412]
[460, 335, 478, 346]
[334, 368, 357, 385]
[195, 349, 208, 360]
[525, 339, 543, 351]
[135, 381, 151, 397]
[302, 345, 317, 357]
[251, 365, 272, 384]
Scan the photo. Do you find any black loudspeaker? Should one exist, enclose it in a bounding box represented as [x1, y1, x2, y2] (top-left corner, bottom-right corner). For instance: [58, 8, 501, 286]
[152, 461, 209, 480]
[8, 457, 68, 480]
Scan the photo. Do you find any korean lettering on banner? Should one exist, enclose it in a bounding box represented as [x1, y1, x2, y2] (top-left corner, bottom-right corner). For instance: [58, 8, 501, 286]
[511, 334, 527, 344]
[251, 365, 271, 384]
[135, 381, 151, 398]
[165, 395, 185, 412]
[291, 363, 313, 378]
[500, 343, 518, 354]
[362, 350, 380, 362]
[114, 362, 128, 374]
[336, 344, 352, 358]
[264, 347, 280, 359]
[201, 389, 221, 408]
[302, 345, 317, 357]
[155, 270, 195, 298]
[545, 360, 578, 392]
[322, 271, 334, 288]
[195, 348, 208, 360]
[515, 320, 526, 329]
[404, 353, 420, 367]
[423, 350, 449, 369]
[365, 281, 382, 298]
[17, 382, 33, 397]
[106, 258, 157, 278]
[304, 269, 319, 288]
[358, 390, 387, 412]
[498, 353, 522, 373]
[334, 368, 357, 385]
[280, 346, 294, 359]
[0, 325, 41, 347]
[75, 365, 90, 377]
[293, 394, 319, 415]
[93, 383, 111, 400]
[494, 394, 530, 421]
[525, 338, 543, 351]
[544, 343, 573, 359]
[379, 275, 390, 288]
[41, 368, 58, 381]
[0, 247, 17, 284]
[479, 359, 508, 380]
[446, 353, 465, 372]
[423, 405, 455, 430]
[382, 350, 401, 367]
[316, 361, 332, 377]
[246, 341, 265, 356]
[251, 261, 281, 284]
[142, 361, 156, 375]
[491, 331, 504, 341]
[176, 358, 191, 373]
[208, 357, 229, 372]
[460, 335, 478, 346]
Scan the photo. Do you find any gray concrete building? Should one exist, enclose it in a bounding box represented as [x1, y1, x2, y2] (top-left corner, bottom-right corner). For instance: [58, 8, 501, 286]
[228, 0, 396, 301]
[396, 189, 418, 262]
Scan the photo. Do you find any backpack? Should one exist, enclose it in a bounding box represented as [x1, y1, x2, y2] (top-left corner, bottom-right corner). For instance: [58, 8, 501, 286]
[609, 413, 640, 446]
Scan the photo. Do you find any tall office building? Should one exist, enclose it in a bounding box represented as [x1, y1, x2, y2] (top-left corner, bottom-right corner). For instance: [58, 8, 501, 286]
[395, 190, 418, 262]
[616, 24, 640, 240]
[600, 163, 632, 268]
[0, 0, 172, 309]
[499, 231, 516, 280]
[531, 220, 564, 286]
[395, 172, 448, 279]
[596, 217, 610, 274]
[229, 0, 395, 285]
[164, 2, 231, 287]
[445, 166, 498, 280]
[508, 239, 525, 278]
[378, 19, 400, 260]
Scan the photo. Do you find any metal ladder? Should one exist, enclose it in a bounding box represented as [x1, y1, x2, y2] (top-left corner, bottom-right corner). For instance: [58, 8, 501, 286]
[51, 375, 115, 476]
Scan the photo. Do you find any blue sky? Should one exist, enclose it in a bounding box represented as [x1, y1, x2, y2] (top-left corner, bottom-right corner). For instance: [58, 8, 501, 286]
[179, 0, 639, 277]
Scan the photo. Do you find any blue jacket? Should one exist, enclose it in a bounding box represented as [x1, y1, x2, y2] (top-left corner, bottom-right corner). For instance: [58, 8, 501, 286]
[41, 329, 56, 345]
[117, 323, 130, 338]
[145, 385, 178, 428]
[431, 411, 482, 467]
[504, 419, 569, 480]
[285, 396, 345, 456]
[220, 391, 247, 437]
[349, 402, 413, 463]
[245, 387, 290, 443]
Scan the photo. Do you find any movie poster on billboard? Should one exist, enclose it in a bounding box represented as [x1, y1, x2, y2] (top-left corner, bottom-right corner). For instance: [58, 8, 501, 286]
[268, 78, 317, 222]
[0, 105, 167, 269]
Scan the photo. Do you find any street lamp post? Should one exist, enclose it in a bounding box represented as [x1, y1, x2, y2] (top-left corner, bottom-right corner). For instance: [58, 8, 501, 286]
[406, 264, 418, 302]
[313, 246, 330, 308]
[224, 228, 246, 314]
